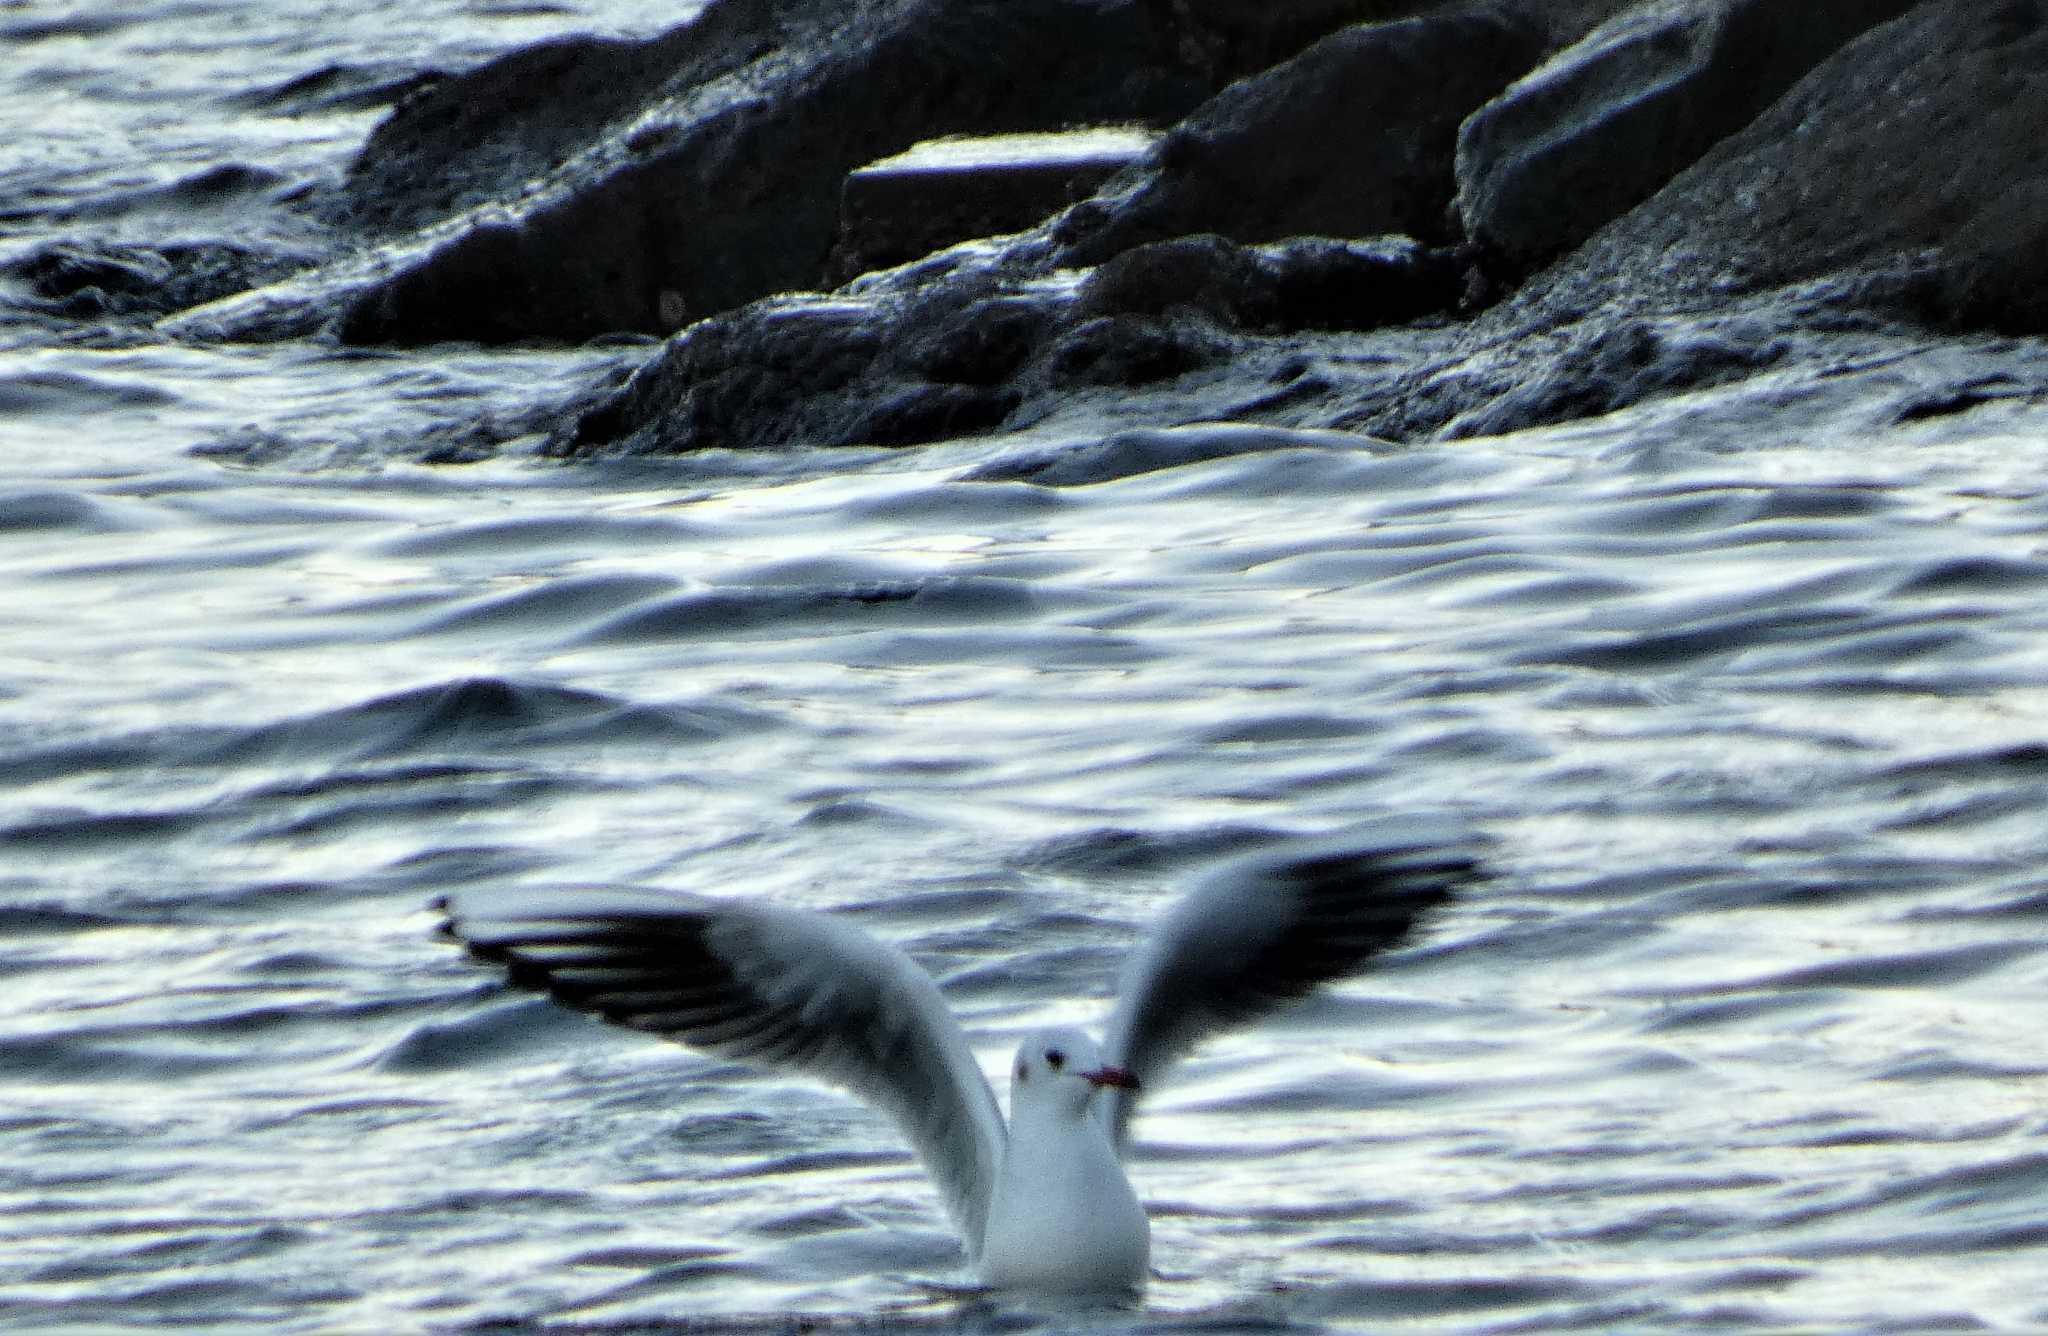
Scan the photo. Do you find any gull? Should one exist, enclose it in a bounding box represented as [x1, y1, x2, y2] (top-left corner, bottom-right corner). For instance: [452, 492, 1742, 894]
[436, 818, 1481, 1296]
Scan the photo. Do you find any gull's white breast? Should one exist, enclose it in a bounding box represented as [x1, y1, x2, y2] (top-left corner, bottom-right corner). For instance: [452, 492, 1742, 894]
[980, 1108, 1149, 1293]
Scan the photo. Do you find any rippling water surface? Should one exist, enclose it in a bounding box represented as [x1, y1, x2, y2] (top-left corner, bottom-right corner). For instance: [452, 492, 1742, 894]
[6, 5, 2048, 1333]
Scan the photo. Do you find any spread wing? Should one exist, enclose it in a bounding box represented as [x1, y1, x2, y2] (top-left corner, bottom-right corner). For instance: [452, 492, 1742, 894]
[437, 886, 1008, 1251]
[1098, 818, 1483, 1146]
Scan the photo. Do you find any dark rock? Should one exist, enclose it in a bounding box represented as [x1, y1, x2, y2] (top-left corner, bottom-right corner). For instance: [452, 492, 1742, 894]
[1143, 0, 1631, 87]
[830, 130, 1155, 286]
[1079, 234, 1280, 327]
[167, 0, 1579, 340]
[1344, 0, 2048, 442]
[856, 382, 1023, 444]
[1259, 236, 1466, 332]
[1, 239, 312, 321]
[549, 220, 1470, 456]
[549, 270, 1233, 453]
[1142, 0, 1435, 84]
[341, 0, 1469, 245]
[337, 218, 555, 346]
[1552, 0, 2048, 331]
[3, 244, 169, 316]
[903, 293, 1062, 386]
[199, 0, 2048, 461]
[1456, 0, 1920, 275]
[1046, 313, 1232, 387]
[1331, 304, 1812, 443]
[171, 0, 1612, 349]
[547, 292, 1016, 454]
[1077, 233, 1465, 333]
[1435, 314, 1792, 439]
[327, 21, 735, 239]
[335, 0, 1212, 345]
[1049, 6, 1545, 267]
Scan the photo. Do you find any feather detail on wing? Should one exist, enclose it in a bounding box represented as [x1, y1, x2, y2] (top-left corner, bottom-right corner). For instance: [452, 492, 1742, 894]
[437, 886, 1007, 1251]
[1098, 818, 1483, 1146]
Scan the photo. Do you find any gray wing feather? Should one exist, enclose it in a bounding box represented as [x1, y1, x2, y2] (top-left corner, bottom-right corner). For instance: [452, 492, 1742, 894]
[1098, 818, 1483, 1146]
[438, 886, 1007, 1251]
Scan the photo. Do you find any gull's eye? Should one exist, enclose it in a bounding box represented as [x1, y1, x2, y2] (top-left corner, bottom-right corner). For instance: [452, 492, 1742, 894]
[1045, 1048, 1065, 1071]
[1015, 1061, 1028, 1083]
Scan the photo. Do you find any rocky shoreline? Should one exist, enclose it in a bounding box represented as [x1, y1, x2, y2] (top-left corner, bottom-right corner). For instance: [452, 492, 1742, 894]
[13, 0, 2048, 462]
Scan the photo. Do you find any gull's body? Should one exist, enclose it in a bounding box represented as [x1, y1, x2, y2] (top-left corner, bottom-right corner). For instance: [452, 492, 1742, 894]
[438, 819, 1482, 1295]
[980, 1028, 1148, 1292]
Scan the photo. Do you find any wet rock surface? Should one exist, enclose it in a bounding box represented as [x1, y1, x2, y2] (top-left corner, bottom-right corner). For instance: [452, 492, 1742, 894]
[1454, 0, 1922, 276]
[552, 0, 2048, 459]
[1345, 0, 2048, 441]
[2, 239, 313, 322]
[829, 130, 1156, 287]
[547, 232, 1466, 455]
[1042, 7, 1545, 266]
[332, 0, 1215, 345]
[16, 0, 2048, 465]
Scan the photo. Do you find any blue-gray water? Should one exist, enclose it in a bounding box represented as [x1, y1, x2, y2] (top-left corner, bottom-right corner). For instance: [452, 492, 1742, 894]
[5, 4, 2048, 1332]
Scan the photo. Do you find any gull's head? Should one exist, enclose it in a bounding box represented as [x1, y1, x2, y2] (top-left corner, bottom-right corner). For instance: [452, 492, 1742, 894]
[1008, 1026, 1138, 1122]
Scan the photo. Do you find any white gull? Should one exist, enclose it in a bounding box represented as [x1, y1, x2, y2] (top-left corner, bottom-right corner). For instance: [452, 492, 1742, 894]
[436, 818, 1482, 1296]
